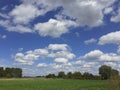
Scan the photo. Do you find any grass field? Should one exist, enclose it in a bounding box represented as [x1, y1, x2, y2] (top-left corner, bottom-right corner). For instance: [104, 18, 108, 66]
[0, 78, 107, 90]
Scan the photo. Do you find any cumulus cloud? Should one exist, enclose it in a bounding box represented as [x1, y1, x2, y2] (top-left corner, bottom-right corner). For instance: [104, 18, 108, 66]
[84, 50, 103, 60]
[14, 44, 75, 65]
[9, 4, 40, 24]
[14, 53, 39, 65]
[7, 25, 33, 33]
[84, 38, 97, 45]
[33, 49, 49, 56]
[48, 44, 69, 51]
[98, 31, 120, 45]
[104, 7, 113, 14]
[0, 20, 33, 33]
[54, 58, 68, 64]
[46, 0, 115, 27]
[0, 0, 117, 37]
[37, 63, 47, 68]
[14, 49, 48, 65]
[71, 59, 100, 74]
[84, 49, 120, 62]
[48, 51, 75, 60]
[35, 19, 77, 37]
[111, 8, 120, 22]
[99, 53, 120, 61]
[104, 62, 117, 68]
[0, 13, 9, 19]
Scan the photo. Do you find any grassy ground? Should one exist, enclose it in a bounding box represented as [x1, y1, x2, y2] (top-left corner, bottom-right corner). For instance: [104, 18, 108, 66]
[0, 78, 107, 90]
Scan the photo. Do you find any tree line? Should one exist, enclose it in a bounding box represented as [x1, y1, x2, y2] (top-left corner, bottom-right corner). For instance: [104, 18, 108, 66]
[0, 67, 22, 78]
[46, 65, 119, 80]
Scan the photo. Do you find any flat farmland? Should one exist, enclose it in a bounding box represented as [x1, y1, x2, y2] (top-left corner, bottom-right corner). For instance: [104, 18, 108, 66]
[0, 78, 107, 90]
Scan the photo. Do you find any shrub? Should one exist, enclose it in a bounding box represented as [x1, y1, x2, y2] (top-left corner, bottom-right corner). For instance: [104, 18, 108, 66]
[108, 76, 120, 90]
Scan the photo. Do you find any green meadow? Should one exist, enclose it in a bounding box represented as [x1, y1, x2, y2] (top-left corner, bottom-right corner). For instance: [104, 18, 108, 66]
[0, 78, 107, 90]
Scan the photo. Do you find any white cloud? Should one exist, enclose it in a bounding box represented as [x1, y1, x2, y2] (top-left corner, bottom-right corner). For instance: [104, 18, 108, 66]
[28, 0, 116, 27]
[98, 31, 120, 45]
[0, 20, 33, 33]
[82, 62, 98, 68]
[0, 13, 9, 19]
[104, 7, 113, 14]
[71, 60, 100, 74]
[74, 60, 86, 66]
[14, 53, 39, 65]
[99, 53, 120, 61]
[48, 44, 75, 60]
[35, 19, 77, 37]
[84, 38, 97, 44]
[73, 60, 99, 68]
[84, 49, 120, 62]
[84, 50, 103, 60]
[48, 44, 69, 51]
[48, 51, 75, 60]
[0, 0, 117, 37]
[54, 58, 68, 64]
[37, 63, 47, 68]
[34, 49, 49, 57]
[9, 4, 40, 24]
[0, 20, 9, 27]
[111, 8, 120, 22]
[8, 25, 33, 33]
[46, 0, 115, 27]
[104, 62, 117, 68]
[14, 49, 48, 65]
[14, 44, 75, 65]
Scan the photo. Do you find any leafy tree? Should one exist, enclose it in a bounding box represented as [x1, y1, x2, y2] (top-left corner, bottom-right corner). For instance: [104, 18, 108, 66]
[72, 72, 82, 79]
[6, 73, 12, 78]
[99, 65, 112, 80]
[0, 67, 4, 77]
[83, 72, 94, 79]
[46, 74, 56, 78]
[5, 68, 13, 77]
[67, 72, 73, 79]
[111, 69, 119, 77]
[12, 68, 22, 78]
[58, 71, 66, 78]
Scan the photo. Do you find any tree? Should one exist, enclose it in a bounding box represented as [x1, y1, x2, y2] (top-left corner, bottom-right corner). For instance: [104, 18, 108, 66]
[111, 69, 119, 77]
[83, 72, 94, 80]
[4, 67, 22, 78]
[58, 71, 66, 78]
[0, 67, 4, 77]
[99, 65, 112, 80]
[72, 72, 82, 79]
[67, 72, 73, 79]
[46, 74, 56, 78]
[5, 68, 13, 78]
[12, 68, 22, 78]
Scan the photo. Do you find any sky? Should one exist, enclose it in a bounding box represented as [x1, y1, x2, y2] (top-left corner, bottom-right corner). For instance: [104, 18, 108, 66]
[0, 0, 120, 76]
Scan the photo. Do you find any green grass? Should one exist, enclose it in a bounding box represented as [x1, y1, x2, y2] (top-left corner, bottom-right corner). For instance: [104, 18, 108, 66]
[0, 78, 107, 90]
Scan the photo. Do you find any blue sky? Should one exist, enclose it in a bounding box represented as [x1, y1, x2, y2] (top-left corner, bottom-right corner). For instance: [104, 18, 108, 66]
[0, 0, 120, 76]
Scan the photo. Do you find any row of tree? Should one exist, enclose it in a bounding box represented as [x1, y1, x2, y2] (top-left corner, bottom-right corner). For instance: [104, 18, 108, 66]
[46, 71, 101, 80]
[0, 67, 22, 78]
[46, 65, 119, 80]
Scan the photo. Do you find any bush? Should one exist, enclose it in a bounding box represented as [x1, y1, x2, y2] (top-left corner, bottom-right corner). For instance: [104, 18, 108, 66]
[108, 76, 120, 90]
